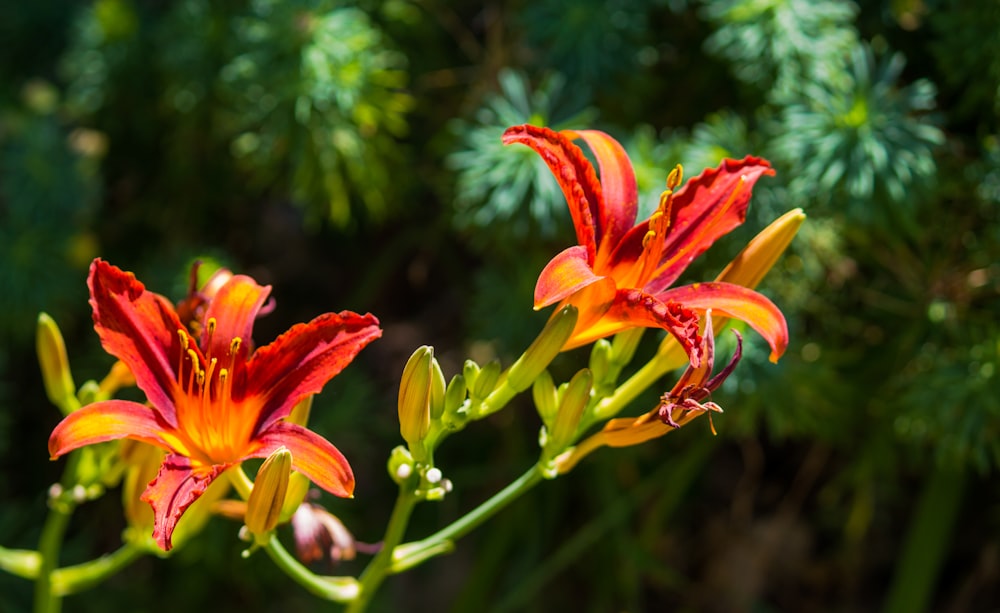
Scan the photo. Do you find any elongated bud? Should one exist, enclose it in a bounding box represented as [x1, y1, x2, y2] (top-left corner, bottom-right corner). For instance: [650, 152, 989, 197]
[429, 356, 446, 421]
[532, 370, 559, 430]
[588, 339, 612, 384]
[716, 208, 805, 288]
[462, 360, 480, 392]
[506, 305, 578, 392]
[287, 395, 313, 427]
[97, 360, 136, 400]
[279, 471, 312, 523]
[246, 447, 292, 543]
[398, 346, 433, 448]
[471, 359, 501, 400]
[443, 374, 467, 418]
[36, 313, 79, 415]
[547, 369, 593, 456]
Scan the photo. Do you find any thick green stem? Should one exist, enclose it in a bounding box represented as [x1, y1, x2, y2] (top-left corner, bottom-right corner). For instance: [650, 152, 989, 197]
[347, 489, 419, 613]
[51, 543, 144, 596]
[263, 537, 359, 603]
[391, 465, 545, 573]
[35, 453, 82, 613]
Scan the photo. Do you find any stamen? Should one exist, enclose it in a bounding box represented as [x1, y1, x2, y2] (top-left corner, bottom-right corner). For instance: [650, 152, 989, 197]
[230, 337, 242, 356]
[666, 164, 683, 190]
[186, 348, 200, 392]
[205, 317, 217, 357]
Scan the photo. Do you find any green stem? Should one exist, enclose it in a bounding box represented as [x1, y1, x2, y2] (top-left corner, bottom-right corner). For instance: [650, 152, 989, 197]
[347, 489, 419, 613]
[391, 464, 545, 573]
[51, 543, 144, 596]
[263, 537, 359, 603]
[35, 453, 81, 613]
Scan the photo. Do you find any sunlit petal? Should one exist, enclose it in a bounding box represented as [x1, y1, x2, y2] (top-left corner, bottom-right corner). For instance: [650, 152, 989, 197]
[600, 290, 703, 365]
[200, 274, 271, 360]
[248, 311, 382, 432]
[660, 282, 788, 362]
[89, 259, 184, 424]
[250, 422, 354, 498]
[502, 125, 601, 260]
[48, 399, 171, 459]
[534, 245, 604, 309]
[644, 157, 776, 292]
[141, 454, 230, 551]
[568, 129, 638, 249]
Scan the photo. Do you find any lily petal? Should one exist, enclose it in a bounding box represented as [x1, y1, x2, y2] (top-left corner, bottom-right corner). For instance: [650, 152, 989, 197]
[608, 157, 775, 292]
[660, 282, 788, 362]
[568, 129, 638, 250]
[49, 399, 171, 459]
[251, 422, 354, 498]
[502, 125, 601, 261]
[89, 260, 185, 424]
[534, 245, 605, 309]
[650, 157, 775, 291]
[141, 454, 229, 551]
[248, 311, 382, 432]
[572, 290, 703, 364]
[201, 274, 271, 361]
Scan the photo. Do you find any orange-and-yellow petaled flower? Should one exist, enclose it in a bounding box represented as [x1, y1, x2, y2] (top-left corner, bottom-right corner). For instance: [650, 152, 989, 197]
[502, 124, 788, 366]
[49, 259, 382, 551]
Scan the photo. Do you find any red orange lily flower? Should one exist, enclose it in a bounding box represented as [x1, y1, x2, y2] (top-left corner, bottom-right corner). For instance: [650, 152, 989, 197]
[502, 124, 787, 366]
[49, 260, 381, 551]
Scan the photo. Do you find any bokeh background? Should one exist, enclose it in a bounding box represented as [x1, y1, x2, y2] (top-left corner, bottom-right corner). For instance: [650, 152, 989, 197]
[2, 0, 999, 611]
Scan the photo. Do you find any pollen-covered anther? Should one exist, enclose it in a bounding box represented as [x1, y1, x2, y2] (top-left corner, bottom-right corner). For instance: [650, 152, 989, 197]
[666, 164, 683, 190]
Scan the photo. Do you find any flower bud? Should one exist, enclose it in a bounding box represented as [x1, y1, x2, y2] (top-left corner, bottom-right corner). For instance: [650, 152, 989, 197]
[245, 447, 292, 543]
[716, 208, 805, 289]
[547, 369, 593, 457]
[443, 374, 467, 419]
[388, 445, 415, 485]
[531, 370, 559, 430]
[429, 356, 446, 421]
[279, 471, 312, 523]
[588, 339, 612, 384]
[36, 313, 79, 415]
[287, 394, 313, 427]
[471, 359, 501, 400]
[506, 305, 577, 392]
[398, 346, 433, 449]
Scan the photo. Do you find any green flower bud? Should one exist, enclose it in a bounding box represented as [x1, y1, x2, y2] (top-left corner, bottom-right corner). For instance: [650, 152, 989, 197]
[429, 356, 446, 421]
[246, 447, 292, 543]
[36, 313, 79, 415]
[388, 445, 415, 485]
[506, 305, 578, 392]
[443, 374, 467, 418]
[279, 471, 312, 523]
[471, 359, 501, 400]
[588, 339, 612, 385]
[398, 346, 433, 449]
[532, 370, 559, 430]
[547, 369, 593, 458]
[462, 360, 480, 391]
[287, 394, 313, 427]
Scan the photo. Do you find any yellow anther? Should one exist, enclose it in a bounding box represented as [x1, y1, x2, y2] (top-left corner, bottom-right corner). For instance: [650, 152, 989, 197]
[641, 230, 657, 249]
[178, 329, 190, 350]
[666, 164, 683, 190]
[207, 318, 217, 336]
[230, 337, 242, 355]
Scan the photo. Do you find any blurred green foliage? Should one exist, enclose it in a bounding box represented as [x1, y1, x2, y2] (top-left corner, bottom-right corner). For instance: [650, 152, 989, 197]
[2, 0, 999, 611]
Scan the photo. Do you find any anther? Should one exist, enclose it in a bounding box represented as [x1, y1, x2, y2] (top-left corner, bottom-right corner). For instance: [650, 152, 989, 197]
[230, 337, 242, 356]
[666, 164, 683, 190]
